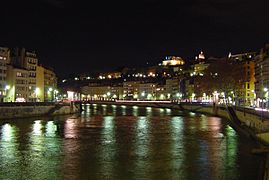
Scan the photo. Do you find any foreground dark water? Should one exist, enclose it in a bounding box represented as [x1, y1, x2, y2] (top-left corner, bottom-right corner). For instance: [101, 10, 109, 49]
[0, 104, 263, 179]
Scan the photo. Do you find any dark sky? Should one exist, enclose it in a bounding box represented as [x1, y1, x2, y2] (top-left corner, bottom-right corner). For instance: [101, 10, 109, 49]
[2, 0, 269, 77]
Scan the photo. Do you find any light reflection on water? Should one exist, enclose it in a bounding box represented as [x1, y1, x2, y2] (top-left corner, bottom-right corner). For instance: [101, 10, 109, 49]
[0, 104, 263, 179]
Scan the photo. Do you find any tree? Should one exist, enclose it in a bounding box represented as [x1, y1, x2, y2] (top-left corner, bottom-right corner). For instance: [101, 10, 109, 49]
[194, 58, 245, 104]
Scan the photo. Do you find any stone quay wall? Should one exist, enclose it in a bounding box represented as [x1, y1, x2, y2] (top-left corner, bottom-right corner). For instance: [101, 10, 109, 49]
[0, 102, 79, 120]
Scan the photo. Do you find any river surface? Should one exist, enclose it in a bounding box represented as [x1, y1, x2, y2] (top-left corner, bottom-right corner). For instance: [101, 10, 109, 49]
[0, 104, 264, 179]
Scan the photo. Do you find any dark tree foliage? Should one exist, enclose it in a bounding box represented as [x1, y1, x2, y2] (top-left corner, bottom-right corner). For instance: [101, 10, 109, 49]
[194, 58, 245, 98]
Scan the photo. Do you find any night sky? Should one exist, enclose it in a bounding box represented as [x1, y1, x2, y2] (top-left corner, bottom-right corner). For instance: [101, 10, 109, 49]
[2, 0, 269, 77]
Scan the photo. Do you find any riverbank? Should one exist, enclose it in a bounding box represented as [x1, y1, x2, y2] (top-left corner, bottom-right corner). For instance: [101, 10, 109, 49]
[0, 102, 80, 120]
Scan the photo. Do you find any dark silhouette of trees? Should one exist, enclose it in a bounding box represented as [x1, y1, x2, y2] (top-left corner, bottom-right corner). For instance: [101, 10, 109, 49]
[194, 58, 245, 103]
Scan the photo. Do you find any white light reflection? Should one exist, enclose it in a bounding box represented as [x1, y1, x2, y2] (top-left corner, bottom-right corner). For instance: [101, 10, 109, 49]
[102, 116, 115, 144]
[111, 105, 117, 115]
[0, 123, 19, 172]
[133, 106, 139, 116]
[32, 120, 42, 136]
[146, 107, 152, 116]
[102, 104, 107, 114]
[45, 121, 57, 137]
[134, 116, 149, 176]
[1, 124, 14, 141]
[165, 108, 171, 115]
[170, 116, 184, 175]
[64, 119, 77, 139]
[121, 105, 126, 115]
[100, 116, 116, 177]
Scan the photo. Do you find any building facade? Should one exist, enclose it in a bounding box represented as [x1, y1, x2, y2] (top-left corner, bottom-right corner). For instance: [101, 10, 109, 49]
[3, 47, 57, 102]
[123, 81, 139, 100]
[24, 50, 38, 102]
[81, 84, 123, 100]
[165, 78, 181, 100]
[255, 45, 269, 107]
[229, 52, 256, 106]
[138, 83, 157, 100]
[0, 47, 10, 102]
[6, 65, 29, 102]
[44, 67, 57, 101]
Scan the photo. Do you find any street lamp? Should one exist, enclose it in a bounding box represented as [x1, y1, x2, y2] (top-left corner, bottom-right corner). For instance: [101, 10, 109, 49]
[147, 93, 152, 100]
[5, 85, 10, 90]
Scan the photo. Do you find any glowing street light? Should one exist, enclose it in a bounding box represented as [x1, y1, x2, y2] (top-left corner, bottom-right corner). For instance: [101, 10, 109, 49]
[35, 87, 40, 95]
[147, 93, 152, 100]
[5, 85, 10, 90]
[113, 94, 117, 99]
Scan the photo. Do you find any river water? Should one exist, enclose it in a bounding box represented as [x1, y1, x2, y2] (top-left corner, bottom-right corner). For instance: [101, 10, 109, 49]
[0, 104, 264, 179]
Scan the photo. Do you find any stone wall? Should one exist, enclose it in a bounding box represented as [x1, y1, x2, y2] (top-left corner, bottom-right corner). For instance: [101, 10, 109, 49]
[0, 105, 54, 119]
[0, 103, 79, 120]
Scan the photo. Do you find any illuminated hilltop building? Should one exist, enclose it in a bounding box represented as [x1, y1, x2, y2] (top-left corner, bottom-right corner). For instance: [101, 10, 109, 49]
[193, 51, 208, 74]
[162, 56, 185, 66]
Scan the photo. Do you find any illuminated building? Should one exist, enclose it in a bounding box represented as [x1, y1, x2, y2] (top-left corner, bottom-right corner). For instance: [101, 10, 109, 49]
[228, 52, 256, 106]
[36, 65, 45, 102]
[255, 45, 269, 107]
[98, 71, 121, 79]
[165, 78, 181, 100]
[44, 67, 57, 101]
[138, 83, 157, 100]
[155, 84, 166, 100]
[6, 65, 28, 102]
[24, 51, 38, 102]
[81, 84, 123, 100]
[11, 48, 38, 101]
[162, 56, 185, 66]
[123, 81, 139, 100]
[0, 47, 10, 102]
[195, 51, 205, 62]
[192, 51, 209, 75]
[3, 47, 57, 102]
